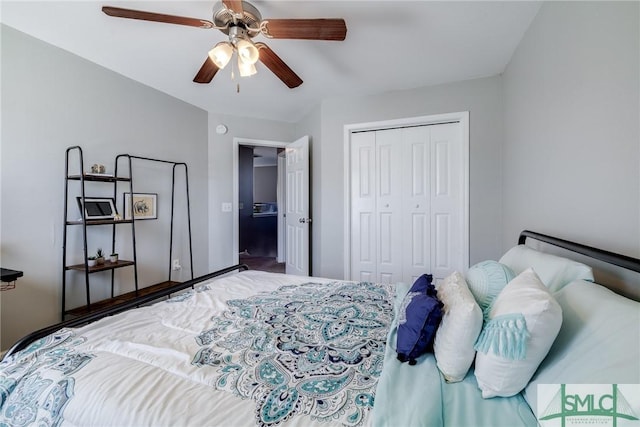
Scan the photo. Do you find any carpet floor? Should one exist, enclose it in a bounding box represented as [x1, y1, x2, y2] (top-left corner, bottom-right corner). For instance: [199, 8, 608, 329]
[239, 255, 285, 274]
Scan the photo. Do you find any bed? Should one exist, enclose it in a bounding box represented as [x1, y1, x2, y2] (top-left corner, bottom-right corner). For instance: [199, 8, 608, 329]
[1, 230, 639, 426]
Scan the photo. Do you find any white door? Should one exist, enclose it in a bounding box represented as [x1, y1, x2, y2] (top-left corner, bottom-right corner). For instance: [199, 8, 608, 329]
[350, 122, 465, 284]
[401, 126, 431, 284]
[375, 129, 404, 283]
[350, 132, 377, 282]
[285, 136, 310, 276]
[428, 123, 465, 283]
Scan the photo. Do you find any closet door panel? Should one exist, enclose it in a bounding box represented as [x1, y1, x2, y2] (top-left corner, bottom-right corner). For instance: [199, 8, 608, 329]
[350, 132, 377, 281]
[375, 129, 403, 283]
[402, 126, 431, 284]
[430, 123, 464, 282]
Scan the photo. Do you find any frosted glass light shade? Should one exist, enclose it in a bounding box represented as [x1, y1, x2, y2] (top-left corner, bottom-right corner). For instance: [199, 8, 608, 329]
[208, 42, 233, 68]
[238, 57, 257, 77]
[236, 39, 259, 65]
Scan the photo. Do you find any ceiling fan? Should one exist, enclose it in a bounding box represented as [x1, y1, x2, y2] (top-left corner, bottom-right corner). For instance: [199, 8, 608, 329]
[102, 1, 347, 89]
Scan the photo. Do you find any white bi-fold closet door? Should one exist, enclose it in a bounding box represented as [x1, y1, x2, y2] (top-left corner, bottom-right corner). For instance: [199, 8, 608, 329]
[350, 122, 466, 285]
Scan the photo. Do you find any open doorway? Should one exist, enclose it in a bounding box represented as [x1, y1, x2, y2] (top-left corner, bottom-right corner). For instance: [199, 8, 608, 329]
[233, 136, 310, 276]
[238, 145, 285, 273]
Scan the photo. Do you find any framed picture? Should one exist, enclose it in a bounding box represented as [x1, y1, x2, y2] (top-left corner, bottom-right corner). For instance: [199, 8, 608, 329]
[76, 197, 117, 220]
[124, 193, 157, 220]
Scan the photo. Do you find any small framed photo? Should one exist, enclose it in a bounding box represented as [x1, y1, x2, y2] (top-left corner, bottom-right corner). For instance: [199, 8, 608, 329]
[124, 193, 157, 220]
[77, 197, 117, 220]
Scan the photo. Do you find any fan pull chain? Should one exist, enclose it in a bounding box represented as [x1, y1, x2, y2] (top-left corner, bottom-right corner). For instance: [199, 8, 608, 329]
[230, 52, 240, 93]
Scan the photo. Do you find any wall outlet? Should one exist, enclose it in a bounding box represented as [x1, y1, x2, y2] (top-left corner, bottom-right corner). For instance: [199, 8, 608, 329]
[172, 259, 181, 271]
[221, 202, 232, 212]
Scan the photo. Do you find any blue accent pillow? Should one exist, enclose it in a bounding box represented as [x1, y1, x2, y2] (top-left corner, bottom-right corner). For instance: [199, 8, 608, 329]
[409, 273, 435, 294]
[396, 274, 443, 365]
[466, 261, 515, 321]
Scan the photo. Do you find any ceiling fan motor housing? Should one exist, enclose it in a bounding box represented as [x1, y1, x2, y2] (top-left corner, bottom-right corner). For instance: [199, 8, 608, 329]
[213, 1, 262, 37]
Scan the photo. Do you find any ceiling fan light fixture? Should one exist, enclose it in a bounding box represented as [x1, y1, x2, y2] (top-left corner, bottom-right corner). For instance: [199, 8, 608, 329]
[208, 42, 234, 69]
[101, 2, 347, 88]
[235, 38, 260, 65]
[238, 56, 257, 77]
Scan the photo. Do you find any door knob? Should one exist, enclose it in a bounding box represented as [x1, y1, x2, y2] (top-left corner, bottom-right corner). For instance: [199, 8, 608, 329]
[299, 218, 312, 224]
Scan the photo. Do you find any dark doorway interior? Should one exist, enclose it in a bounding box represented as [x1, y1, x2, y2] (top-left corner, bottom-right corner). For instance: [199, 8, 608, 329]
[238, 145, 285, 273]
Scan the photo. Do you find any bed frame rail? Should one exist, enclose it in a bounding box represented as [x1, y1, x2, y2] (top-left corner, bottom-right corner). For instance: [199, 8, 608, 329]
[3, 264, 248, 360]
[519, 230, 640, 273]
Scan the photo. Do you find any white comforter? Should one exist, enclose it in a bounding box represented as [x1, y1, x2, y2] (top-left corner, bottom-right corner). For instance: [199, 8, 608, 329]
[0, 271, 396, 427]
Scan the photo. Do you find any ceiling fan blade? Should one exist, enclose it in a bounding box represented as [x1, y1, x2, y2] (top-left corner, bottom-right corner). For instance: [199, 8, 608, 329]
[222, 0, 244, 16]
[102, 6, 214, 29]
[193, 57, 220, 84]
[256, 43, 303, 89]
[262, 19, 347, 41]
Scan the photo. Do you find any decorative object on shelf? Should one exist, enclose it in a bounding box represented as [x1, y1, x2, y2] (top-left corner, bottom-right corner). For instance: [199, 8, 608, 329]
[77, 197, 117, 220]
[91, 164, 106, 174]
[95, 248, 105, 265]
[109, 253, 119, 263]
[87, 256, 97, 267]
[113, 213, 123, 221]
[124, 193, 157, 220]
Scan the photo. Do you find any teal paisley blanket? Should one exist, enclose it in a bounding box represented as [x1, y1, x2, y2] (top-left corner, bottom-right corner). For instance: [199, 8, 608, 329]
[0, 330, 93, 427]
[192, 281, 395, 426]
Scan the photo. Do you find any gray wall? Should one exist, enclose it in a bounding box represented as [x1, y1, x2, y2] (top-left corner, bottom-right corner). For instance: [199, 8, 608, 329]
[254, 166, 277, 203]
[314, 77, 504, 279]
[0, 26, 209, 349]
[502, 2, 639, 258]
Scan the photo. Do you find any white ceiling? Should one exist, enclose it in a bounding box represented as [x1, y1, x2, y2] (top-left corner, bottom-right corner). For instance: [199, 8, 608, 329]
[1, 1, 541, 123]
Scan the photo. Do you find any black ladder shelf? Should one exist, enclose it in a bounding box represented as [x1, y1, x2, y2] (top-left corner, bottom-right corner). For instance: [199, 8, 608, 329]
[62, 146, 139, 320]
[62, 149, 195, 320]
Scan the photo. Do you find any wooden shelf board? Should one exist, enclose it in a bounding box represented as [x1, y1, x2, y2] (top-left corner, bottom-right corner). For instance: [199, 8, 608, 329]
[66, 219, 133, 226]
[66, 260, 135, 273]
[64, 280, 181, 318]
[67, 174, 130, 182]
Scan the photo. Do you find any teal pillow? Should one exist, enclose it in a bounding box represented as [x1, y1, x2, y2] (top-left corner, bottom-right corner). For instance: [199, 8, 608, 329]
[466, 260, 515, 320]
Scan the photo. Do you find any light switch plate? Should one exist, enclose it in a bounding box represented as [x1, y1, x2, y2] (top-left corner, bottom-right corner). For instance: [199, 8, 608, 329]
[221, 202, 232, 212]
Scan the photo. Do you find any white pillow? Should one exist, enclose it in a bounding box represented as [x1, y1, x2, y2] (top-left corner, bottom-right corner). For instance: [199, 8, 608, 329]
[474, 268, 562, 398]
[433, 271, 483, 382]
[523, 280, 640, 417]
[499, 245, 594, 292]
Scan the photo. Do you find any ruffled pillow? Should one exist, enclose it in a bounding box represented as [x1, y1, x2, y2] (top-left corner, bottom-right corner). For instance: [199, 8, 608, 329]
[433, 271, 483, 382]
